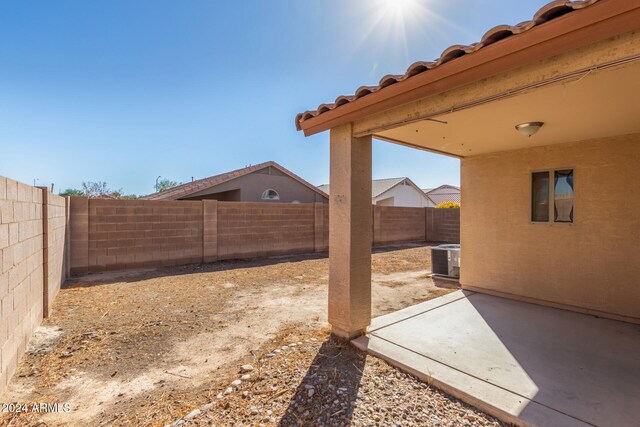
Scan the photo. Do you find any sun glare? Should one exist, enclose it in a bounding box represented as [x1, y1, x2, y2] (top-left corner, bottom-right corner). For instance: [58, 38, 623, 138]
[383, 0, 419, 16]
[351, 0, 479, 73]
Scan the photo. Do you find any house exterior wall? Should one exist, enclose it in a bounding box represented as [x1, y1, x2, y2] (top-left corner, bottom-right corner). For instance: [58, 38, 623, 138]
[461, 133, 640, 322]
[373, 184, 430, 207]
[183, 169, 327, 203]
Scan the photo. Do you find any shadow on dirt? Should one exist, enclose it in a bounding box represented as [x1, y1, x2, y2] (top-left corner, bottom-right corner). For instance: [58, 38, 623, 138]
[279, 336, 365, 426]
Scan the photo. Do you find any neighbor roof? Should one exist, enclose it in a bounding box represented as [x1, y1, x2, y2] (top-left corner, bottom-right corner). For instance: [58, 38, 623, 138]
[295, 0, 638, 136]
[143, 161, 328, 200]
[424, 185, 461, 205]
[319, 177, 428, 199]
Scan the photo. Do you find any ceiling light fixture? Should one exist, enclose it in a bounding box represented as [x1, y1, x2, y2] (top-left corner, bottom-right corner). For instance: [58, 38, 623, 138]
[515, 121, 544, 137]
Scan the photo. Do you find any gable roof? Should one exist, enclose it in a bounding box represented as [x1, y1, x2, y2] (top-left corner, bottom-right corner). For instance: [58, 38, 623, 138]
[319, 177, 429, 200]
[143, 161, 328, 200]
[295, 0, 639, 136]
[372, 177, 410, 198]
[424, 184, 461, 205]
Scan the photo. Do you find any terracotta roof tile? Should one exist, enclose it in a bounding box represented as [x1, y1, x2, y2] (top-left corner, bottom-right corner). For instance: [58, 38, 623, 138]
[295, 0, 600, 130]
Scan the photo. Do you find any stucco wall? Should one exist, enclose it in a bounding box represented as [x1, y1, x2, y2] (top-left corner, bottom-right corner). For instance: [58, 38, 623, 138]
[461, 133, 640, 322]
[184, 169, 327, 203]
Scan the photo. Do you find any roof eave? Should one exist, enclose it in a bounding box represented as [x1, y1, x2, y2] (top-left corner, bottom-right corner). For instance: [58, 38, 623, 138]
[298, 0, 640, 136]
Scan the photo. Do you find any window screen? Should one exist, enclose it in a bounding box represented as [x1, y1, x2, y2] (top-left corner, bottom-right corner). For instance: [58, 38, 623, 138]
[531, 172, 549, 222]
[554, 169, 574, 223]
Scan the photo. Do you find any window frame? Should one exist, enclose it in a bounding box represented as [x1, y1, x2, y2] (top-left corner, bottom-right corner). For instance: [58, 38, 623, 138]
[529, 167, 575, 226]
[261, 189, 280, 201]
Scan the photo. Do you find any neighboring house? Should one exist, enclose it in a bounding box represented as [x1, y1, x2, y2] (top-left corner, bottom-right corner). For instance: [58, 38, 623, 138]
[422, 184, 461, 206]
[295, 1, 640, 425]
[318, 177, 431, 207]
[143, 161, 328, 203]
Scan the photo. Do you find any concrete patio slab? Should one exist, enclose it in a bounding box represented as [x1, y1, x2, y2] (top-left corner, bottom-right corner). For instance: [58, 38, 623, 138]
[353, 290, 640, 427]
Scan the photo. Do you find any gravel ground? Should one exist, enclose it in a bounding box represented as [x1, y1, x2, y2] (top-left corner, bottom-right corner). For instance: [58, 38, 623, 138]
[176, 330, 504, 427]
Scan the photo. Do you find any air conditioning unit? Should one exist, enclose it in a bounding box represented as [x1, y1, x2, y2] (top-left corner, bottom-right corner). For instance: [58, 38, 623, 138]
[431, 244, 460, 278]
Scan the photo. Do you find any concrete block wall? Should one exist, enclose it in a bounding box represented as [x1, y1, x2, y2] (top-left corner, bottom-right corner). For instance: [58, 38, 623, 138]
[0, 176, 67, 394]
[38, 187, 68, 317]
[0, 179, 459, 395]
[426, 208, 460, 243]
[374, 206, 427, 245]
[69, 199, 459, 274]
[217, 202, 316, 259]
[70, 198, 204, 273]
[41, 190, 67, 317]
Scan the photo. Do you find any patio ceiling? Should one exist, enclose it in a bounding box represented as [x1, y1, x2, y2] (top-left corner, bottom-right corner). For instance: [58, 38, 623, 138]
[374, 59, 640, 158]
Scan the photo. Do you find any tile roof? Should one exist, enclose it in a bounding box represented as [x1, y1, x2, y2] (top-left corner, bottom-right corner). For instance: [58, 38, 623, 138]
[142, 161, 328, 200]
[425, 185, 461, 205]
[319, 177, 428, 199]
[295, 0, 600, 131]
[372, 177, 409, 198]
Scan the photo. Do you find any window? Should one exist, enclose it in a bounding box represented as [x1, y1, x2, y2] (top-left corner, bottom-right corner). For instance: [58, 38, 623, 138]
[531, 169, 574, 224]
[554, 170, 574, 223]
[261, 189, 279, 200]
[531, 172, 549, 222]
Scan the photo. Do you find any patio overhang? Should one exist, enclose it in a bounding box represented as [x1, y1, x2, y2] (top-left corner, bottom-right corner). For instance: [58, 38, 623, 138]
[371, 57, 640, 158]
[296, 0, 640, 138]
[296, 0, 640, 338]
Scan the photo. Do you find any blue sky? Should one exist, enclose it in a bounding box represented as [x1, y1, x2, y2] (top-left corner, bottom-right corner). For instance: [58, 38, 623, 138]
[0, 0, 547, 195]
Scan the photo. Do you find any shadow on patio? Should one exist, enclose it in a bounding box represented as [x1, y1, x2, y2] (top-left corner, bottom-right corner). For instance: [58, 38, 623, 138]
[353, 291, 640, 427]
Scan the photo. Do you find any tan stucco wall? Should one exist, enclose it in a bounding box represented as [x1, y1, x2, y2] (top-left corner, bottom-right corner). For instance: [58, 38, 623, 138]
[461, 133, 640, 322]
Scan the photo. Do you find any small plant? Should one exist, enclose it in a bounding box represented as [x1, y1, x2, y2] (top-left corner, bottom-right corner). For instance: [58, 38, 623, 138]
[435, 201, 460, 209]
[59, 188, 84, 197]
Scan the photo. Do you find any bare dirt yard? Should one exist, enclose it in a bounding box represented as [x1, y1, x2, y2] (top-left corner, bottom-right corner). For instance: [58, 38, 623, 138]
[0, 244, 497, 427]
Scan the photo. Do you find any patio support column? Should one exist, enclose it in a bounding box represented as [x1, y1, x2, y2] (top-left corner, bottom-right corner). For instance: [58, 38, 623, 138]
[328, 123, 372, 339]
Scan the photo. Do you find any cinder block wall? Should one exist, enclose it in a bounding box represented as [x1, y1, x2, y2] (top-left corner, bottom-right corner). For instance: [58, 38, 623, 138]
[0, 177, 67, 394]
[374, 206, 427, 245]
[0, 180, 456, 394]
[69, 198, 203, 274]
[218, 202, 316, 259]
[426, 208, 460, 243]
[42, 191, 67, 316]
[69, 199, 460, 274]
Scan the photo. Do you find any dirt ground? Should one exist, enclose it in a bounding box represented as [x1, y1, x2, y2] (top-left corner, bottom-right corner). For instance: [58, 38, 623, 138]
[0, 244, 460, 427]
[180, 331, 502, 427]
